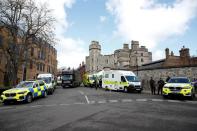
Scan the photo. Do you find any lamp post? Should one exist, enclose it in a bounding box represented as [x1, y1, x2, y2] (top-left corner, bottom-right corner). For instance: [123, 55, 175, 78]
[135, 51, 138, 76]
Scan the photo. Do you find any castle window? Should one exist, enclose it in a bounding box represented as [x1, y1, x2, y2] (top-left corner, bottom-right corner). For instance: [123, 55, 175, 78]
[106, 59, 108, 64]
[141, 53, 143, 56]
[31, 47, 34, 56]
[141, 58, 144, 62]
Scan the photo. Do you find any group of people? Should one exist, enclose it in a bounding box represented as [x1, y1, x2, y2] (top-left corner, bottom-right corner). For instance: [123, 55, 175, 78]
[149, 76, 170, 95]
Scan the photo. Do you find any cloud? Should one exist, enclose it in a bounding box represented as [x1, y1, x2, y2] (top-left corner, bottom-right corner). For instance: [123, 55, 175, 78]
[56, 37, 88, 68]
[35, 0, 87, 68]
[100, 16, 107, 23]
[106, 0, 197, 51]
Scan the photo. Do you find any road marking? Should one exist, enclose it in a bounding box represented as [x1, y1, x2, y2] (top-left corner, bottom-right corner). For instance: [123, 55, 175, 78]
[79, 90, 90, 104]
[122, 99, 133, 102]
[136, 99, 147, 102]
[0, 106, 13, 110]
[74, 102, 85, 105]
[59, 103, 70, 106]
[31, 105, 42, 108]
[109, 100, 118, 103]
[85, 95, 90, 104]
[185, 101, 197, 104]
[89, 101, 95, 104]
[167, 100, 181, 103]
[151, 99, 164, 102]
[44, 104, 57, 107]
[78, 91, 84, 95]
[98, 100, 106, 104]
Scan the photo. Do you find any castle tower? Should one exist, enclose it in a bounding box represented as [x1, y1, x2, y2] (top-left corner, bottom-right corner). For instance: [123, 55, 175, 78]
[88, 41, 101, 73]
[179, 46, 190, 58]
[165, 48, 169, 59]
[131, 40, 139, 50]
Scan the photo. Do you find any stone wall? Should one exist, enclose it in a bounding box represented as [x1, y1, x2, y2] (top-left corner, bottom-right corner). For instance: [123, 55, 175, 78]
[134, 66, 197, 90]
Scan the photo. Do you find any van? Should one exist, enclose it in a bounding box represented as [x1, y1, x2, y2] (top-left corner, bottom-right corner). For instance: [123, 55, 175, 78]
[37, 73, 55, 94]
[102, 70, 142, 93]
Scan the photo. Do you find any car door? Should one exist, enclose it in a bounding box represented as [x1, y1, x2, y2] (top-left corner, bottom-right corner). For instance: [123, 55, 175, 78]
[33, 82, 40, 98]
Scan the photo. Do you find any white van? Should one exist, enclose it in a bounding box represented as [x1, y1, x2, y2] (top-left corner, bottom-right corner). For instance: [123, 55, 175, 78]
[37, 73, 55, 95]
[102, 70, 142, 93]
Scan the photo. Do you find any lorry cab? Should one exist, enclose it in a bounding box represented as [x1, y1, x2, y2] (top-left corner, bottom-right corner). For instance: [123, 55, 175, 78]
[102, 70, 142, 93]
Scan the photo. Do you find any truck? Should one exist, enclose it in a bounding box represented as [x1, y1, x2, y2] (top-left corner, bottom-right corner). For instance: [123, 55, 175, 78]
[102, 70, 142, 93]
[61, 70, 81, 88]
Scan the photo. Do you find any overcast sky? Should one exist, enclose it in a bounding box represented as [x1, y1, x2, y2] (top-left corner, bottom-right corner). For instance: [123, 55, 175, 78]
[36, 0, 197, 68]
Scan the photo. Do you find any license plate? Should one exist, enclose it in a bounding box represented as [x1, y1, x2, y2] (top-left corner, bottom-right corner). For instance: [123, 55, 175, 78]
[136, 89, 141, 90]
[172, 91, 179, 93]
[7, 97, 14, 100]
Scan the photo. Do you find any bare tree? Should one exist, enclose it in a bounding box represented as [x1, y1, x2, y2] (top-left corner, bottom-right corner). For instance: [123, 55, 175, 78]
[0, 0, 56, 86]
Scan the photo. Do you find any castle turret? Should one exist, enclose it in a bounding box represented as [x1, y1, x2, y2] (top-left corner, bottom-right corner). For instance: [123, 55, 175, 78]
[131, 40, 139, 50]
[88, 41, 101, 73]
[179, 46, 190, 58]
[165, 48, 169, 59]
[123, 43, 129, 50]
[89, 41, 101, 55]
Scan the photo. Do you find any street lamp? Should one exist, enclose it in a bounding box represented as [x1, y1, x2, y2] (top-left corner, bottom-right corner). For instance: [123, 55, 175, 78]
[135, 51, 138, 76]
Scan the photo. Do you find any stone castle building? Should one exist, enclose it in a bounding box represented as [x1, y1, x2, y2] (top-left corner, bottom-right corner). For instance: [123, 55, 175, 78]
[0, 26, 57, 87]
[86, 40, 152, 74]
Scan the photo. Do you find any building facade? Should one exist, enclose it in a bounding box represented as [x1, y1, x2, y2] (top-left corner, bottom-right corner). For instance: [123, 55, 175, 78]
[86, 40, 152, 74]
[0, 27, 57, 87]
[135, 46, 197, 90]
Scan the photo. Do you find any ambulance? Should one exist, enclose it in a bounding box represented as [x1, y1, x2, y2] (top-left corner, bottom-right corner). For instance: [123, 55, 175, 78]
[102, 70, 142, 93]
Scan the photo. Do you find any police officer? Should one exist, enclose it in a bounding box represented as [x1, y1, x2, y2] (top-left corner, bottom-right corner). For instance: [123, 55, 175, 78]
[150, 77, 156, 95]
[157, 78, 165, 95]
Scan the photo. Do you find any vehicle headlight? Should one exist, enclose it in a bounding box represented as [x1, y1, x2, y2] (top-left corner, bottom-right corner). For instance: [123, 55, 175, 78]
[1, 92, 5, 95]
[183, 86, 191, 89]
[163, 86, 168, 89]
[18, 91, 27, 94]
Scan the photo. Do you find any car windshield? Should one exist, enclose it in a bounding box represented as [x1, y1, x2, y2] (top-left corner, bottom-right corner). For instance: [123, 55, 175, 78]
[89, 76, 94, 80]
[62, 74, 73, 80]
[16, 81, 34, 88]
[125, 76, 139, 82]
[168, 78, 190, 83]
[37, 77, 51, 84]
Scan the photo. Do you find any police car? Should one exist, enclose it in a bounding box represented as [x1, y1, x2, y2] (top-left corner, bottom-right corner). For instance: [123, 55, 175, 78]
[163, 77, 195, 100]
[0, 80, 47, 104]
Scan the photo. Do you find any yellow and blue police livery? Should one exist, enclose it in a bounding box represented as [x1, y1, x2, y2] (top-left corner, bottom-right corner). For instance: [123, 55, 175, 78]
[163, 77, 195, 100]
[0, 80, 47, 104]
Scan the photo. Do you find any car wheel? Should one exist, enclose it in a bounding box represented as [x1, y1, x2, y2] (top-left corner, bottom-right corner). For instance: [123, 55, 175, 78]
[26, 94, 33, 103]
[124, 87, 128, 93]
[163, 95, 168, 99]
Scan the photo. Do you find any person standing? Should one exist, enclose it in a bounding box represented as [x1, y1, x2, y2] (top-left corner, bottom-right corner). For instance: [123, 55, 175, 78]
[166, 76, 170, 82]
[99, 78, 102, 88]
[150, 77, 156, 95]
[157, 78, 165, 95]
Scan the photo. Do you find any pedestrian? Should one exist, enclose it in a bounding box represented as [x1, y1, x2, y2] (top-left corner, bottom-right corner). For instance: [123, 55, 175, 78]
[149, 77, 156, 95]
[157, 78, 165, 95]
[94, 77, 98, 90]
[166, 76, 170, 82]
[99, 78, 102, 88]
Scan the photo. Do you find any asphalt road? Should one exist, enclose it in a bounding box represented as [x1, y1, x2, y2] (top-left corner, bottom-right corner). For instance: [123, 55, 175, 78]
[0, 86, 197, 131]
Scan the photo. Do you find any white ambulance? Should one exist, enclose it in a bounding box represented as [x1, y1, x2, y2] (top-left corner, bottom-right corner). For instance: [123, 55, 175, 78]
[102, 70, 142, 93]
